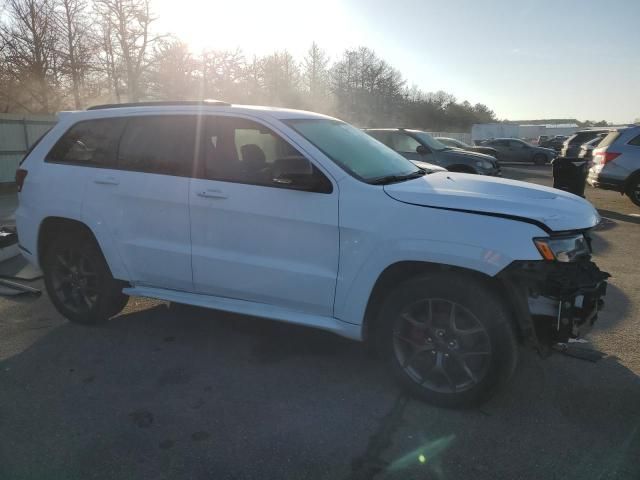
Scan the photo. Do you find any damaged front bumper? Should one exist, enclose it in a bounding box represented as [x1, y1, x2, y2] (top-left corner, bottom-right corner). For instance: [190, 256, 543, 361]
[498, 259, 610, 352]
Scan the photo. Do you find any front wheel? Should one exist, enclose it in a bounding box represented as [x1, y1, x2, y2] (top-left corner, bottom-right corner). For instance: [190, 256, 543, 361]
[377, 272, 518, 408]
[43, 233, 129, 324]
[533, 154, 547, 165]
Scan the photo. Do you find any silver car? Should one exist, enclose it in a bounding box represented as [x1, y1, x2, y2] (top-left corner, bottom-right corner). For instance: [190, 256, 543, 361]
[587, 126, 640, 207]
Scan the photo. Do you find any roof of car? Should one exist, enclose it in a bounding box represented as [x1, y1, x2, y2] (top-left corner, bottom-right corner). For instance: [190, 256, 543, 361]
[60, 101, 337, 122]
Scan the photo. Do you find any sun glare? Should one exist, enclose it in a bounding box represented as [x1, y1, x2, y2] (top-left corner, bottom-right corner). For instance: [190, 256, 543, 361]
[156, 0, 356, 56]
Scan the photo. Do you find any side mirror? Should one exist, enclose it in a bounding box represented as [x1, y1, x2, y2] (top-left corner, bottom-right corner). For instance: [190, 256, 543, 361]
[416, 145, 430, 155]
[272, 156, 329, 192]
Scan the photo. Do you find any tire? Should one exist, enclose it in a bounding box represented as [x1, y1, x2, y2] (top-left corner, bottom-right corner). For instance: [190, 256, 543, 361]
[376, 271, 518, 408]
[626, 176, 640, 207]
[533, 154, 547, 165]
[43, 232, 129, 324]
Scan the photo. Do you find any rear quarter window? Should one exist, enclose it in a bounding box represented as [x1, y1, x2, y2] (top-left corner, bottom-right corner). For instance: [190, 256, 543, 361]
[47, 118, 126, 167]
[569, 132, 604, 145]
[627, 134, 640, 146]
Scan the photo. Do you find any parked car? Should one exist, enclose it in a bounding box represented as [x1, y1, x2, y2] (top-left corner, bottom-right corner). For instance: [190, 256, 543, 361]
[434, 137, 499, 158]
[482, 138, 557, 164]
[561, 129, 611, 159]
[587, 126, 640, 207]
[364, 128, 501, 176]
[539, 135, 568, 152]
[16, 101, 608, 407]
[578, 134, 606, 164]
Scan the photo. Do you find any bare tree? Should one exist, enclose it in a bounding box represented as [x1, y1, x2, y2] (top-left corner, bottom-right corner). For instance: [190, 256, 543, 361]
[0, 4, 500, 130]
[200, 49, 246, 102]
[302, 42, 329, 100]
[94, 0, 159, 101]
[261, 50, 300, 107]
[0, 0, 59, 112]
[148, 39, 196, 100]
[54, 0, 93, 108]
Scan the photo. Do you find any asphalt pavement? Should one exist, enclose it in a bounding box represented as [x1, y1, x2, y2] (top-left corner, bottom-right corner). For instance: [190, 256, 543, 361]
[1, 167, 639, 480]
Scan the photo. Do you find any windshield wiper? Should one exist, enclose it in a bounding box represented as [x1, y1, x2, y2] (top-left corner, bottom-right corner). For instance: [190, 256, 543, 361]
[369, 169, 426, 185]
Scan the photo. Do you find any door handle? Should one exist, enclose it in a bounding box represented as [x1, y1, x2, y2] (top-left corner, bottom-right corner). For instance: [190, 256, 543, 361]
[197, 189, 228, 199]
[93, 177, 119, 185]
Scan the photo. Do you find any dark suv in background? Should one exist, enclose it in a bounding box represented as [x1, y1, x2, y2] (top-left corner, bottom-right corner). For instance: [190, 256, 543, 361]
[364, 128, 501, 176]
[481, 138, 557, 164]
[435, 136, 499, 157]
[561, 129, 612, 159]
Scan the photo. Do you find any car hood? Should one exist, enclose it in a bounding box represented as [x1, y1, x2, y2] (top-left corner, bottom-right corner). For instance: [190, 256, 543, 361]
[444, 148, 497, 163]
[383, 172, 600, 232]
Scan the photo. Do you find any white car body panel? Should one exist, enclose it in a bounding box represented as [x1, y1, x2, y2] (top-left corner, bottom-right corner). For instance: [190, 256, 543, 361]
[331, 177, 548, 324]
[83, 170, 193, 291]
[123, 285, 362, 340]
[189, 178, 340, 316]
[384, 173, 600, 232]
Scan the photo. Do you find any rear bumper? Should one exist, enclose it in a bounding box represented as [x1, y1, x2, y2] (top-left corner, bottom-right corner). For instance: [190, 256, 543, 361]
[498, 259, 609, 347]
[586, 171, 625, 192]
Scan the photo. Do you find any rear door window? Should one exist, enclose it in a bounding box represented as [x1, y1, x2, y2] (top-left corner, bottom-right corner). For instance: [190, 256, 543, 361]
[118, 116, 198, 177]
[47, 118, 126, 167]
[390, 132, 421, 153]
[366, 130, 392, 147]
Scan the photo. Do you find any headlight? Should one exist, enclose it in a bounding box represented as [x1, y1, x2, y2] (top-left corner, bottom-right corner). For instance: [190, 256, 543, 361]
[475, 160, 493, 169]
[533, 234, 590, 262]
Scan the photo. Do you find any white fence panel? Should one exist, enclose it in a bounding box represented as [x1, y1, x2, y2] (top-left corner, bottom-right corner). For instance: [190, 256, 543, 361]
[0, 114, 56, 183]
[426, 131, 473, 145]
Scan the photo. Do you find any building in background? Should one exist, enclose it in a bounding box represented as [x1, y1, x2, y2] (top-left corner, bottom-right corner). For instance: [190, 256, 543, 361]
[472, 123, 579, 143]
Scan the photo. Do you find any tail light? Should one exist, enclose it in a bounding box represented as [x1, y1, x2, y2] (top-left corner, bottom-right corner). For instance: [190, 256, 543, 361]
[15, 168, 28, 192]
[593, 151, 621, 165]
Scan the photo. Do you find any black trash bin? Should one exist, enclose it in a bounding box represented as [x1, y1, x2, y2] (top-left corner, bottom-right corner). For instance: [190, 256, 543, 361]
[552, 157, 588, 197]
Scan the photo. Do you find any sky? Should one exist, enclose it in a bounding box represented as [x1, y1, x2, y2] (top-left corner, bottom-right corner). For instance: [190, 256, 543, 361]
[155, 0, 640, 123]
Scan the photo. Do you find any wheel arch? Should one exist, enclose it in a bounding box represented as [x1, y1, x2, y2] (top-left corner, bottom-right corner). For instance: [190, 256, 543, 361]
[624, 169, 640, 190]
[362, 260, 527, 352]
[37, 216, 130, 281]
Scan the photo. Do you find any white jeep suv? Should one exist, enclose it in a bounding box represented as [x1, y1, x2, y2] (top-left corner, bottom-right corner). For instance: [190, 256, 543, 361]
[15, 101, 609, 407]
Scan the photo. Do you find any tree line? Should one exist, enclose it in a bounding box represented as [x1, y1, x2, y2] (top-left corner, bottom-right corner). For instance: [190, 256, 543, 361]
[0, 0, 497, 131]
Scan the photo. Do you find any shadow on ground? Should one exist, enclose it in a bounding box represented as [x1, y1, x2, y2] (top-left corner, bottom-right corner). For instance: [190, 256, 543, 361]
[598, 209, 640, 226]
[1, 299, 638, 480]
[500, 165, 553, 182]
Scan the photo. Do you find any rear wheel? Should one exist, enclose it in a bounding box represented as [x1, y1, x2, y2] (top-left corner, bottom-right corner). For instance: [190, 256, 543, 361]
[43, 233, 128, 324]
[377, 272, 518, 408]
[533, 154, 547, 165]
[626, 176, 640, 207]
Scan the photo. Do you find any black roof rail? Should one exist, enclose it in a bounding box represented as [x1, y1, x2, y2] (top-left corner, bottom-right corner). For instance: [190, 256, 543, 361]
[87, 99, 230, 110]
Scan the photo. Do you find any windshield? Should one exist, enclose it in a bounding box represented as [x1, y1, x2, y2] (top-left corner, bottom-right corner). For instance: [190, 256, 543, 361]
[285, 119, 420, 182]
[411, 131, 449, 152]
